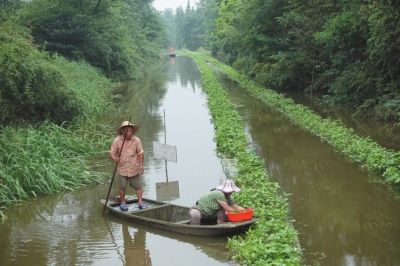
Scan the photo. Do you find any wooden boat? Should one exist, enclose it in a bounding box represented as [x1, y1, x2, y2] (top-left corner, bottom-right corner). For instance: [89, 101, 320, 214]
[101, 197, 257, 237]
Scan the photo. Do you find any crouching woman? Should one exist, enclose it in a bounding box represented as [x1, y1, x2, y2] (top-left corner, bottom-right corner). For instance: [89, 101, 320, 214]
[189, 179, 244, 225]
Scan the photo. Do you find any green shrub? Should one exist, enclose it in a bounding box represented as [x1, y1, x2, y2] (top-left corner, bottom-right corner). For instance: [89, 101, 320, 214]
[0, 26, 82, 124]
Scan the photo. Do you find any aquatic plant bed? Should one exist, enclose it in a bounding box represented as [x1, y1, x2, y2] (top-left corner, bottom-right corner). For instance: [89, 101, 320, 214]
[185, 51, 302, 265]
[191, 51, 400, 189]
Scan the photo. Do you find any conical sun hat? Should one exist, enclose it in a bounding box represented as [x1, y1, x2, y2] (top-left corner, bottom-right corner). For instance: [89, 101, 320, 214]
[216, 179, 241, 193]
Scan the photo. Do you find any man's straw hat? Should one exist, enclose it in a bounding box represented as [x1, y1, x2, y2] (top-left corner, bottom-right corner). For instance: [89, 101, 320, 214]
[117, 121, 138, 135]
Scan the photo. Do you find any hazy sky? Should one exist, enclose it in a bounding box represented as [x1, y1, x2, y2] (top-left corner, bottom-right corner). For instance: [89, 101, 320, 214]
[153, 0, 199, 11]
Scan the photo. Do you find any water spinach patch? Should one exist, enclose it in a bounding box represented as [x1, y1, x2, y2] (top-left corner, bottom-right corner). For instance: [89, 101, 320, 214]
[185, 51, 302, 265]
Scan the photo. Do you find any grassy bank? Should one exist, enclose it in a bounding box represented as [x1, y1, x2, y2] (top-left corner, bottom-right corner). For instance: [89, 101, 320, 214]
[0, 56, 115, 220]
[184, 50, 302, 265]
[192, 51, 400, 189]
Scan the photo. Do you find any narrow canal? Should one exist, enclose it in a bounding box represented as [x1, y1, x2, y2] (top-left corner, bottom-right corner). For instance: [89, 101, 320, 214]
[218, 76, 400, 265]
[2, 56, 399, 266]
[0, 57, 235, 266]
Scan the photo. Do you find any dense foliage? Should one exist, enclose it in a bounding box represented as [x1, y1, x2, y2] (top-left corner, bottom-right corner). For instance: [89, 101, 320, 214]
[161, 0, 218, 50]
[0, 0, 165, 124]
[18, 0, 165, 81]
[164, 0, 400, 123]
[0, 25, 81, 124]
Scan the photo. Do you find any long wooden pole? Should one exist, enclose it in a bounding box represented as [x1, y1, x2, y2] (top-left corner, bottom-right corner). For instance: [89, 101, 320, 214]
[103, 117, 131, 215]
[164, 109, 169, 182]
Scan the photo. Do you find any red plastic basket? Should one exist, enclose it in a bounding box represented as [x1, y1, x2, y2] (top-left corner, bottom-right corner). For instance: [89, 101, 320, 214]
[225, 208, 254, 222]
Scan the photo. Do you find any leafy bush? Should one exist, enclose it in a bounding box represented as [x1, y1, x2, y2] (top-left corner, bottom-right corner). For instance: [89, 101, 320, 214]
[17, 0, 163, 81]
[0, 26, 82, 125]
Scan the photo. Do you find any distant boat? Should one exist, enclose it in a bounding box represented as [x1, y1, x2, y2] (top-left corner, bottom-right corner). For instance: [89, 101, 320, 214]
[168, 53, 176, 57]
[101, 197, 257, 237]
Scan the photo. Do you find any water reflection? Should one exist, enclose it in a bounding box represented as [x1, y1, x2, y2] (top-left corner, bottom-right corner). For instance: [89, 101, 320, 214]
[173, 57, 201, 92]
[106, 215, 231, 264]
[122, 225, 152, 266]
[0, 190, 112, 266]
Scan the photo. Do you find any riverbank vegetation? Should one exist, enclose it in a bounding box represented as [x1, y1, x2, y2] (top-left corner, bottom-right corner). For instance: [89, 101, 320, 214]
[163, 0, 400, 124]
[188, 50, 400, 189]
[0, 0, 165, 219]
[0, 54, 115, 220]
[184, 51, 302, 265]
[1, 0, 165, 125]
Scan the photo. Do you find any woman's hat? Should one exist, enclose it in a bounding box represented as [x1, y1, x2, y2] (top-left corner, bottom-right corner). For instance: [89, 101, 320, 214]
[117, 121, 139, 135]
[216, 179, 241, 193]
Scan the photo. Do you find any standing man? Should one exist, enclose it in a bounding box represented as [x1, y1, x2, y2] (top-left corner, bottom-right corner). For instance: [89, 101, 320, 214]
[110, 121, 145, 211]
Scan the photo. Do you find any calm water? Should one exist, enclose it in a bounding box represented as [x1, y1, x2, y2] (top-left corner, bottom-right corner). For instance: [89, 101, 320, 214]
[0, 57, 235, 266]
[219, 76, 400, 266]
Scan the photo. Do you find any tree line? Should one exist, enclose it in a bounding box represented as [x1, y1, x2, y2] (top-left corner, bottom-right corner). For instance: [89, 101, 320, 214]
[164, 0, 400, 123]
[0, 0, 165, 125]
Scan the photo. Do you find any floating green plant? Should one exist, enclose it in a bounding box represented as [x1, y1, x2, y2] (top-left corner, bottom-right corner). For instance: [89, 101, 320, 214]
[185, 50, 302, 265]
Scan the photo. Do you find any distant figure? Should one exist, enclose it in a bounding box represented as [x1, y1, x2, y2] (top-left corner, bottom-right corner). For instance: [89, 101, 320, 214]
[168, 47, 176, 57]
[109, 121, 145, 211]
[189, 179, 245, 225]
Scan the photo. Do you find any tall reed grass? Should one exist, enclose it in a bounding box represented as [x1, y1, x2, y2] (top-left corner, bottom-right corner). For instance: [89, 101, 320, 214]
[0, 122, 111, 203]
